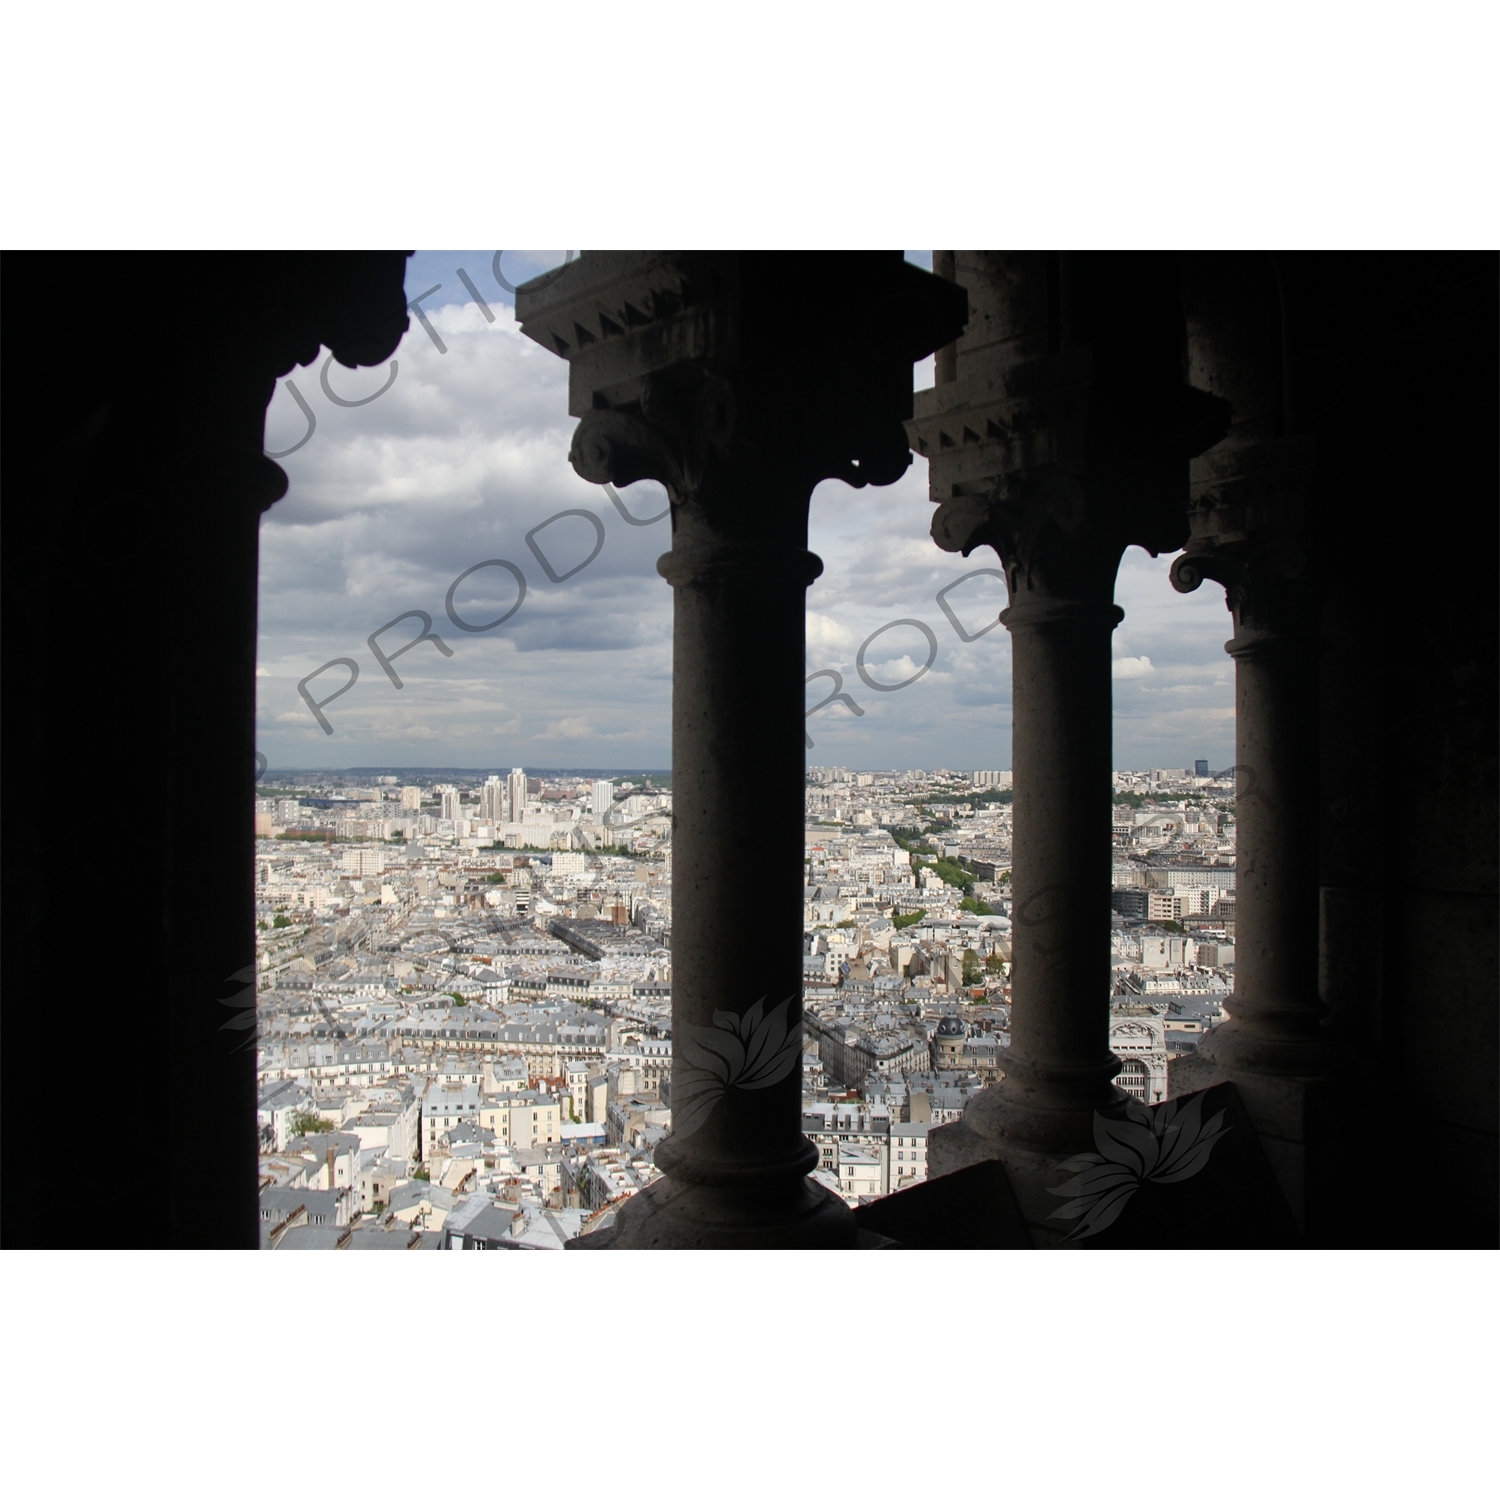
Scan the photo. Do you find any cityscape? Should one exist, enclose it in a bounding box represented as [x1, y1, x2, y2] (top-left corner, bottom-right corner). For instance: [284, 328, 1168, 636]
[254, 758, 1238, 1248]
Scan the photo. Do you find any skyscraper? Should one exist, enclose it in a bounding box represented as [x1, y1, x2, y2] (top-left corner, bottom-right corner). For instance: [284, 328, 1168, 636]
[1195, 759, 1210, 778]
[508, 767, 528, 820]
[481, 775, 507, 823]
[439, 785, 461, 822]
[592, 778, 614, 821]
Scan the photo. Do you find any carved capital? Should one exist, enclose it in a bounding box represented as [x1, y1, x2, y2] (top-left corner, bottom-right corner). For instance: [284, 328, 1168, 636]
[914, 350, 1230, 605]
[518, 252, 967, 536]
[1171, 436, 1317, 641]
[909, 253, 1232, 608]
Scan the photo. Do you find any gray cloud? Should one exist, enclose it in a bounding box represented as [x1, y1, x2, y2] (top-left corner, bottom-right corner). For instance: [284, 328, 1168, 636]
[255, 254, 1235, 774]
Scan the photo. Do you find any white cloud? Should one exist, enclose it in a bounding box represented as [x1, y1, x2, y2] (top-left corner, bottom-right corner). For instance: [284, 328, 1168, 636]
[806, 612, 856, 658]
[539, 716, 596, 741]
[1112, 655, 1154, 679]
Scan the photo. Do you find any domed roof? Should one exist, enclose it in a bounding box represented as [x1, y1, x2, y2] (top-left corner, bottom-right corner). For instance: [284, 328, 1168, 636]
[935, 1016, 965, 1037]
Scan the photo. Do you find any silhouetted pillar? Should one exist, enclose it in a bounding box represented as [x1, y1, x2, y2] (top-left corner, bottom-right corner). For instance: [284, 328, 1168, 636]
[992, 585, 1127, 1144]
[1169, 436, 1329, 1221]
[517, 252, 965, 1247]
[1167, 254, 1332, 1226]
[2, 252, 410, 1248]
[909, 252, 1229, 1239]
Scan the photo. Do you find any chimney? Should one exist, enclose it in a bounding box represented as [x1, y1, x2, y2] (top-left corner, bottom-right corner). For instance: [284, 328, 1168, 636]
[326, 1144, 337, 1187]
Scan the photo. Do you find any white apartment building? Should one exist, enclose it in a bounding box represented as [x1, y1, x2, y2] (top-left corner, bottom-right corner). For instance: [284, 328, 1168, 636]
[344, 1089, 420, 1161]
[422, 1083, 481, 1158]
[565, 1059, 592, 1120]
[479, 1090, 562, 1147]
[802, 1110, 890, 1196]
[889, 1120, 932, 1193]
[970, 770, 1013, 789]
[835, 1147, 884, 1203]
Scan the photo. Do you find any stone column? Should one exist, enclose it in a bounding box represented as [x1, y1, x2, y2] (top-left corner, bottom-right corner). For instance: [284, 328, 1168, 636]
[995, 585, 1127, 1145]
[908, 253, 1230, 1239]
[1169, 436, 1330, 1220]
[517, 253, 966, 1247]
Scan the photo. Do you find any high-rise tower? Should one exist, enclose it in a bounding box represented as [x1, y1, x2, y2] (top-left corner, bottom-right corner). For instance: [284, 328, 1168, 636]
[481, 775, 507, 823]
[592, 778, 614, 822]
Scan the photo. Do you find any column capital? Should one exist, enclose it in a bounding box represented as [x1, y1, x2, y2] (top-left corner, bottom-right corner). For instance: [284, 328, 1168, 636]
[517, 252, 968, 536]
[1169, 435, 1317, 640]
[910, 346, 1231, 604]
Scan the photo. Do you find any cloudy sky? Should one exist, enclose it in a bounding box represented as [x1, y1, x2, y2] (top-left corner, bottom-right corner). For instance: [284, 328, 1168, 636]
[255, 251, 1236, 775]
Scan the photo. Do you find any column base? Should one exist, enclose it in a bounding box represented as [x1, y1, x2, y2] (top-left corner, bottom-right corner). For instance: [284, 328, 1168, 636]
[567, 1172, 859, 1250]
[925, 1118, 1096, 1248]
[934, 1080, 1308, 1248]
[927, 1080, 1132, 1248]
[1169, 1045, 1334, 1234]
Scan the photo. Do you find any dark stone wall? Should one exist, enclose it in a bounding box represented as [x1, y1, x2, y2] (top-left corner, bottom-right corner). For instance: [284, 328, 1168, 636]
[2, 252, 409, 1248]
[1299, 251, 1498, 1246]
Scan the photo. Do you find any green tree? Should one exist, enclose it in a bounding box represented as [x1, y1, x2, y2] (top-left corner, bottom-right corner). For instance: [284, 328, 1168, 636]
[486, 872, 507, 884]
[272, 914, 292, 929]
[926, 857, 975, 892]
[961, 949, 982, 986]
[287, 1109, 337, 1137]
[448, 992, 468, 1007]
[892, 908, 927, 930]
[959, 895, 994, 916]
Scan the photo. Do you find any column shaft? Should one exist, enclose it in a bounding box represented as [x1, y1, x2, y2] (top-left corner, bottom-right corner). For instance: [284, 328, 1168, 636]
[1167, 437, 1329, 1227]
[1198, 629, 1324, 1071]
[602, 528, 859, 1245]
[654, 531, 822, 1190]
[1000, 598, 1126, 1136]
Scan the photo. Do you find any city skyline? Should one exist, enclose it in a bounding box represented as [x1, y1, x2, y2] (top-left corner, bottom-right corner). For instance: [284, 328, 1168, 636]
[249, 752, 1238, 1246]
[257, 760, 1228, 777]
